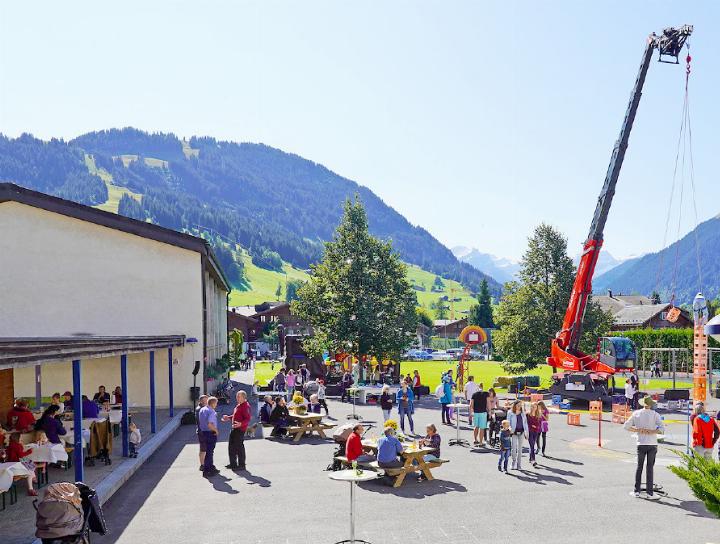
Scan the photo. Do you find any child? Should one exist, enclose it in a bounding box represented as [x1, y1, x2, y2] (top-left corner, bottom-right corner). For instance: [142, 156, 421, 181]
[498, 420, 512, 473]
[129, 422, 141, 458]
[317, 379, 329, 416]
[6, 433, 38, 496]
[308, 394, 321, 414]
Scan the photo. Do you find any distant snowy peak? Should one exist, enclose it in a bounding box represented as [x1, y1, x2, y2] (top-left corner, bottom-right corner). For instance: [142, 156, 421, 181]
[451, 246, 520, 284]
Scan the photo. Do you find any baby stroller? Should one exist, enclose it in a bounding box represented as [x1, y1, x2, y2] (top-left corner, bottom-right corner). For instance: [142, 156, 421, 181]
[487, 409, 507, 448]
[35, 482, 108, 543]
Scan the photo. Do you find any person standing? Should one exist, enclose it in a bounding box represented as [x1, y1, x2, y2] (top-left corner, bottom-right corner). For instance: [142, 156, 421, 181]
[630, 373, 640, 409]
[412, 370, 422, 400]
[527, 402, 542, 468]
[497, 420, 512, 473]
[396, 382, 415, 434]
[380, 385, 394, 422]
[195, 395, 209, 471]
[624, 378, 635, 410]
[273, 369, 286, 392]
[223, 390, 251, 470]
[340, 369, 353, 402]
[507, 400, 528, 470]
[537, 400, 550, 456]
[286, 369, 297, 396]
[463, 376, 480, 426]
[691, 402, 719, 460]
[439, 373, 454, 425]
[469, 384, 489, 446]
[317, 379, 329, 416]
[624, 396, 664, 499]
[198, 396, 220, 477]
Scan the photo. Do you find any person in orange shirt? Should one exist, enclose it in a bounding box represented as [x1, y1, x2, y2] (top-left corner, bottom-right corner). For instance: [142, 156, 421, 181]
[692, 403, 719, 460]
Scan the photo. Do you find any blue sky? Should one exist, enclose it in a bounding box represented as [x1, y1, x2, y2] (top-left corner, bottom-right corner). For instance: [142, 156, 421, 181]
[1, 1, 717, 261]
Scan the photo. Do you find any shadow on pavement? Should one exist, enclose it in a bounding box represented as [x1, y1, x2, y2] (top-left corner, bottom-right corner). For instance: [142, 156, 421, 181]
[509, 469, 573, 486]
[234, 470, 272, 488]
[654, 497, 715, 519]
[206, 472, 239, 494]
[543, 455, 584, 466]
[359, 478, 467, 498]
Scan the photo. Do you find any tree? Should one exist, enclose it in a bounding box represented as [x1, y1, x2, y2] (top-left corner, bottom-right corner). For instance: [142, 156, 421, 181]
[416, 307, 433, 328]
[493, 223, 612, 370]
[275, 282, 283, 299]
[432, 276, 445, 291]
[228, 328, 244, 369]
[670, 452, 720, 517]
[650, 290, 662, 304]
[433, 297, 449, 320]
[292, 197, 418, 360]
[285, 280, 303, 302]
[469, 278, 494, 328]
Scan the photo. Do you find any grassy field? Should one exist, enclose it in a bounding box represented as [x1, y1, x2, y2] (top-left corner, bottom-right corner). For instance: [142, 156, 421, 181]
[228, 252, 310, 306]
[251, 360, 693, 393]
[252, 360, 555, 391]
[405, 264, 476, 315]
[86, 154, 144, 213]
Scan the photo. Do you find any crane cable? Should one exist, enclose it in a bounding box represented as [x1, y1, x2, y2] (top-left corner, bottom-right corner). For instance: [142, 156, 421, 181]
[655, 45, 702, 306]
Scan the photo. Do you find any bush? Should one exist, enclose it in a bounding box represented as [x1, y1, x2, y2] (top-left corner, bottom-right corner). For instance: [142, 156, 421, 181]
[669, 451, 720, 517]
[610, 328, 719, 352]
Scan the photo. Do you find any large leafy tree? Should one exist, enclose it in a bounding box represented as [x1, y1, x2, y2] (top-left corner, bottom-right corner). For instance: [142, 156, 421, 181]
[494, 223, 613, 370]
[292, 197, 418, 359]
[469, 278, 494, 328]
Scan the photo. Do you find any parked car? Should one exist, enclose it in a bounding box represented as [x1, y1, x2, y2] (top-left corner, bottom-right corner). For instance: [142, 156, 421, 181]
[446, 348, 464, 357]
[405, 349, 433, 361]
[431, 351, 453, 361]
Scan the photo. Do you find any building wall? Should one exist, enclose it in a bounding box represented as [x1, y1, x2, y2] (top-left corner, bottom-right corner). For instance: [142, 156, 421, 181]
[204, 268, 228, 366]
[0, 201, 212, 408]
[12, 350, 183, 407]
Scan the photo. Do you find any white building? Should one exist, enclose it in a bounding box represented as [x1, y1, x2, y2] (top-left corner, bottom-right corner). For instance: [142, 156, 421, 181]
[0, 183, 229, 425]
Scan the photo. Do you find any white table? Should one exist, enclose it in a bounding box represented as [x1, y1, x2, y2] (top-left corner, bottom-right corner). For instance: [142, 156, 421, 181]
[448, 403, 470, 446]
[25, 442, 68, 464]
[328, 469, 380, 544]
[0, 462, 33, 493]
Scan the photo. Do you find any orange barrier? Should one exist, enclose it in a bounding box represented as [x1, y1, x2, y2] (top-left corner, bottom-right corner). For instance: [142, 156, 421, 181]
[611, 403, 631, 424]
[567, 413, 581, 426]
[589, 401, 602, 421]
[530, 394, 544, 403]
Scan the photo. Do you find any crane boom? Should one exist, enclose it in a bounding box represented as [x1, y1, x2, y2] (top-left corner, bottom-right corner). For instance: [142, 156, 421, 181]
[548, 25, 692, 373]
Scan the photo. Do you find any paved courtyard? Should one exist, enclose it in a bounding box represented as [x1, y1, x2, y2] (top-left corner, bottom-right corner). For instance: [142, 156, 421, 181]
[92, 392, 719, 544]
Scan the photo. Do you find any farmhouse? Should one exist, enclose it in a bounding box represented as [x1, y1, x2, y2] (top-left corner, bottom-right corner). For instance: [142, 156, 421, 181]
[594, 292, 692, 331]
[433, 318, 469, 338]
[0, 183, 229, 476]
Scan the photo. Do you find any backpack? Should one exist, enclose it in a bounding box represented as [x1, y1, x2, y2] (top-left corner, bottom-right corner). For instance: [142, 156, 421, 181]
[434, 384, 444, 399]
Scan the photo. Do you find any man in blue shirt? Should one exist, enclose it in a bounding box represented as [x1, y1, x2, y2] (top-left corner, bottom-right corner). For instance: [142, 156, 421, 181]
[198, 396, 219, 476]
[377, 427, 403, 469]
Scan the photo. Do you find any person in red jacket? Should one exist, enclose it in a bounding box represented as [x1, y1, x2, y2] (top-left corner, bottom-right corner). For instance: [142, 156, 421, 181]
[6, 433, 37, 496]
[6, 399, 35, 432]
[692, 403, 719, 460]
[222, 390, 251, 470]
[345, 424, 375, 463]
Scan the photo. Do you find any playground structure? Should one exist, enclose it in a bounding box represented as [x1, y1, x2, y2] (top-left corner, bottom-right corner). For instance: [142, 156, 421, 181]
[455, 325, 490, 390]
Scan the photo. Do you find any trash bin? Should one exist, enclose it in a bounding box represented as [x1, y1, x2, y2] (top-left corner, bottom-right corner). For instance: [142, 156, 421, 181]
[190, 386, 200, 402]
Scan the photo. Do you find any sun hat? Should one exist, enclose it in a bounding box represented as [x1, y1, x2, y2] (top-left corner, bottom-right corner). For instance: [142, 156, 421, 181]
[642, 396, 656, 408]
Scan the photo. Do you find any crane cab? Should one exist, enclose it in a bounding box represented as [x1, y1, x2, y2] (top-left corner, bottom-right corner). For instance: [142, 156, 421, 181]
[598, 337, 636, 371]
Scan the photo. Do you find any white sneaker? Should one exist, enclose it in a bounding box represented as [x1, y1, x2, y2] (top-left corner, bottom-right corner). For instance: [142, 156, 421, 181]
[646, 493, 660, 501]
[629, 491, 641, 498]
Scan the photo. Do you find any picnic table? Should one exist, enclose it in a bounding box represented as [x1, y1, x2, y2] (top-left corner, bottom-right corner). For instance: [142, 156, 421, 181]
[362, 439, 444, 487]
[286, 412, 334, 442]
[0, 462, 33, 493]
[25, 442, 68, 464]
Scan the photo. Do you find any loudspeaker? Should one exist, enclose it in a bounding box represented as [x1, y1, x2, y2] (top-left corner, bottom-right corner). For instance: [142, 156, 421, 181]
[192, 361, 201, 376]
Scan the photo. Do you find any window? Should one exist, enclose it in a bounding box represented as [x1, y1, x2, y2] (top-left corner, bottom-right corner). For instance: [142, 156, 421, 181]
[661, 311, 668, 321]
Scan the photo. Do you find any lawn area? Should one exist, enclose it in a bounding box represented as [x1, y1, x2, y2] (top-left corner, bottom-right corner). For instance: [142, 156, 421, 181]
[251, 360, 555, 392]
[405, 264, 476, 315]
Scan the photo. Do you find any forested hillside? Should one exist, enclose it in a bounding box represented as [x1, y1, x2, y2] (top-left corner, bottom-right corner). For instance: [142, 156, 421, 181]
[0, 129, 500, 296]
[594, 214, 720, 303]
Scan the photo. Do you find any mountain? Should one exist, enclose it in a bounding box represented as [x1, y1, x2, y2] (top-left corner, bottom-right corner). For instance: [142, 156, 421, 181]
[594, 215, 720, 303]
[573, 250, 624, 277]
[452, 246, 520, 284]
[0, 129, 500, 296]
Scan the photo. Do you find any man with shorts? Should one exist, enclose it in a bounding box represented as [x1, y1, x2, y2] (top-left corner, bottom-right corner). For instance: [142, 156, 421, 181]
[463, 375, 479, 426]
[195, 394, 208, 471]
[469, 383, 489, 447]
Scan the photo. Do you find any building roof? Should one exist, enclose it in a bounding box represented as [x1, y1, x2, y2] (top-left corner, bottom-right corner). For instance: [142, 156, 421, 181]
[613, 303, 672, 326]
[227, 309, 259, 324]
[433, 318, 467, 328]
[229, 306, 259, 318]
[0, 183, 230, 292]
[593, 294, 653, 315]
[0, 335, 185, 369]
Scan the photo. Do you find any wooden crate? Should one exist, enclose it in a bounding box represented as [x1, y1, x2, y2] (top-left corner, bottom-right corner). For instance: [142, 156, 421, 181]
[567, 413, 581, 426]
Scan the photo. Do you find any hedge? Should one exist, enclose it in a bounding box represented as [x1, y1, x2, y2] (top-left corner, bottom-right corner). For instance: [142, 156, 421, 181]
[609, 328, 719, 352]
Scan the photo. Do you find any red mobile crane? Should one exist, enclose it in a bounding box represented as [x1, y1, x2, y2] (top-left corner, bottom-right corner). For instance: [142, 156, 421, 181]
[547, 25, 693, 401]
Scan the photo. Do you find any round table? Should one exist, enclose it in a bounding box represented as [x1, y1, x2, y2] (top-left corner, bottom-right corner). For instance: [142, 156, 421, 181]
[448, 403, 470, 446]
[328, 469, 380, 543]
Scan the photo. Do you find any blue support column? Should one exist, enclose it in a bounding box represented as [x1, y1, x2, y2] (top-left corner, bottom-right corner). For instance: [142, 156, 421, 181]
[168, 347, 174, 418]
[149, 351, 157, 433]
[35, 365, 42, 409]
[121, 354, 129, 458]
[72, 359, 84, 483]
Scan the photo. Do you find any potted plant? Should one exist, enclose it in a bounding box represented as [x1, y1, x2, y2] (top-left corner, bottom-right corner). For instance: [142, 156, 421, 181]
[291, 392, 307, 415]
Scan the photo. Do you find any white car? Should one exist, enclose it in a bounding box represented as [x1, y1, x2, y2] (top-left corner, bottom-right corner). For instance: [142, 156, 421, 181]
[431, 351, 454, 361]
